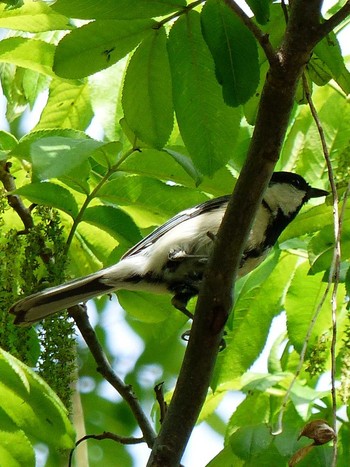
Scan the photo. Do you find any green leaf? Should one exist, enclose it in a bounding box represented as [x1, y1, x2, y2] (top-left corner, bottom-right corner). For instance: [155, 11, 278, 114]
[314, 33, 350, 94]
[167, 11, 241, 176]
[0, 0, 71, 32]
[53, 19, 155, 79]
[10, 128, 89, 160]
[214, 254, 298, 387]
[285, 262, 332, 353]
[229, 424, 273, 460]
[279, 204, 333, 243]
[97, 173, 208, 221]
[308, 214, 350, 273]
[0, 130, 18, 150]
[122, 27, 173, 148]
[0, 409, 35, 467]
[52, 0, 186, 19]
[82, 205, 142, 245]
[0, 348, 75, 450]
[226, 392, 270, 440]
[206, 445, 244, 467]
[0, 37, 55, 77]
[35, 79, 93, 131]
[118, 290, 173, 323]
[246, 0, 270, 24]
[29, 136, 104, 180]
[201, 0, 259, 106]
[15, 182, 79, 219]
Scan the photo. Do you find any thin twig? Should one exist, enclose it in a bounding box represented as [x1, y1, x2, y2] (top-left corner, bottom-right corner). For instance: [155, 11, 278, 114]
[69, 432, 144, 467]
[317, 0, 350, 40]
[68, 305, 156, 448]
[302, 73, 343, 467]
[223, 0, 277, 65]
[64, 146, 139, 255]
[154, 382, 168, 425]
[0, 161, 34, 233]
[273, 73, 344, 465]
[155, 0, 205, 29]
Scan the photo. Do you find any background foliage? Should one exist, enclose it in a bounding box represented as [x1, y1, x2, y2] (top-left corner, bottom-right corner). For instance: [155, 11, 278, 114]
[0, 0, 350, 466]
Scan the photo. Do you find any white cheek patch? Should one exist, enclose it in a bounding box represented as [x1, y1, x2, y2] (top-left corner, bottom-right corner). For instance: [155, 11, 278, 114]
[264, 184, 305, 216]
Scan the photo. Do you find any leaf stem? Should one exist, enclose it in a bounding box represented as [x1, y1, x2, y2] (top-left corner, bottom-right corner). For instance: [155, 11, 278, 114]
[64, 146, 138, 256]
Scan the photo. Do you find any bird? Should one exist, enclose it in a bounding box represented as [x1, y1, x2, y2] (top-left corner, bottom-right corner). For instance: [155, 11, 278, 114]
[10, 172, 328, 326]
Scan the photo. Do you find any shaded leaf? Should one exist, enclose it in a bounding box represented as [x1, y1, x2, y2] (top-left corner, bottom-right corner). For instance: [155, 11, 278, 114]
[122, 27, 173, 148]
[246, 0, 270, 24]
[15, 182, 79, 219]
[167, 11, 241, 176]
[201, 0, 259, 106]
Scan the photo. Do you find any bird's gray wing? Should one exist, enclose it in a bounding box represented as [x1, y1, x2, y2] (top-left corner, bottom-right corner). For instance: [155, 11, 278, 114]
[122, 195, 230, 259]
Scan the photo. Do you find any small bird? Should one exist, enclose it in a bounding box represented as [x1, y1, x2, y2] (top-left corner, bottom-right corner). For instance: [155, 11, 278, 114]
[10, 172, 328, 326]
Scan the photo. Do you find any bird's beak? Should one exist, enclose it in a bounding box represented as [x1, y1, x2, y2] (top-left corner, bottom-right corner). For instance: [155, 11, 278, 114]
[308, 186, 329, 199]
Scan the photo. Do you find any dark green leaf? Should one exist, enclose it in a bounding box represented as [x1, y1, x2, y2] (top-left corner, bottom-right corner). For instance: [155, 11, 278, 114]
[53, 19, 155, 79]
[15, 182, 79, 219]
[314, 33, 350, 94]
[52, 0, 186, 20]
[82, 205, 142, 245]
[167, 11, 241, 176]
[201, 0, 259, 106]
[122, 27, 173, 148]
[246, 0, 270, 24]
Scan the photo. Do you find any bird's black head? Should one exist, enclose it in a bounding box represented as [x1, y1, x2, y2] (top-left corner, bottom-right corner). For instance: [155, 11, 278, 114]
[270, 172, 329, 201]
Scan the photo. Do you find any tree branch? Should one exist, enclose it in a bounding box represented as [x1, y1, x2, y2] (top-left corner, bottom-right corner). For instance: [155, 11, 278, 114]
[147, 1, 330, 466]
[223, 0, 277, 65]
[68, 305, 156, 448]
[317, 0, 350, 39]
[0, 161, 34, 233]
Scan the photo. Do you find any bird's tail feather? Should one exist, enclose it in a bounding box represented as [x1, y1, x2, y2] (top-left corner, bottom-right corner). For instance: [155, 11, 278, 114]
[10, 270, 118, 326]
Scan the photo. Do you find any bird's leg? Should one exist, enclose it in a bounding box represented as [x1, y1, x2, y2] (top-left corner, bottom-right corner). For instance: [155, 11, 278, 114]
[171, 292, 194, 320]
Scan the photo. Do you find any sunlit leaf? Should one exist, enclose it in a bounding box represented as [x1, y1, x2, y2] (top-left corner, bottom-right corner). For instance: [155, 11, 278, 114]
[53, 19, 155, 79]
[35, 79, 93, 131]
[82, 205, 142, 245]
[0, 349, 75, 450]
[0, 37, 55, 77]
[52, 0, 186, 20]
[0, 0, 71, 32]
